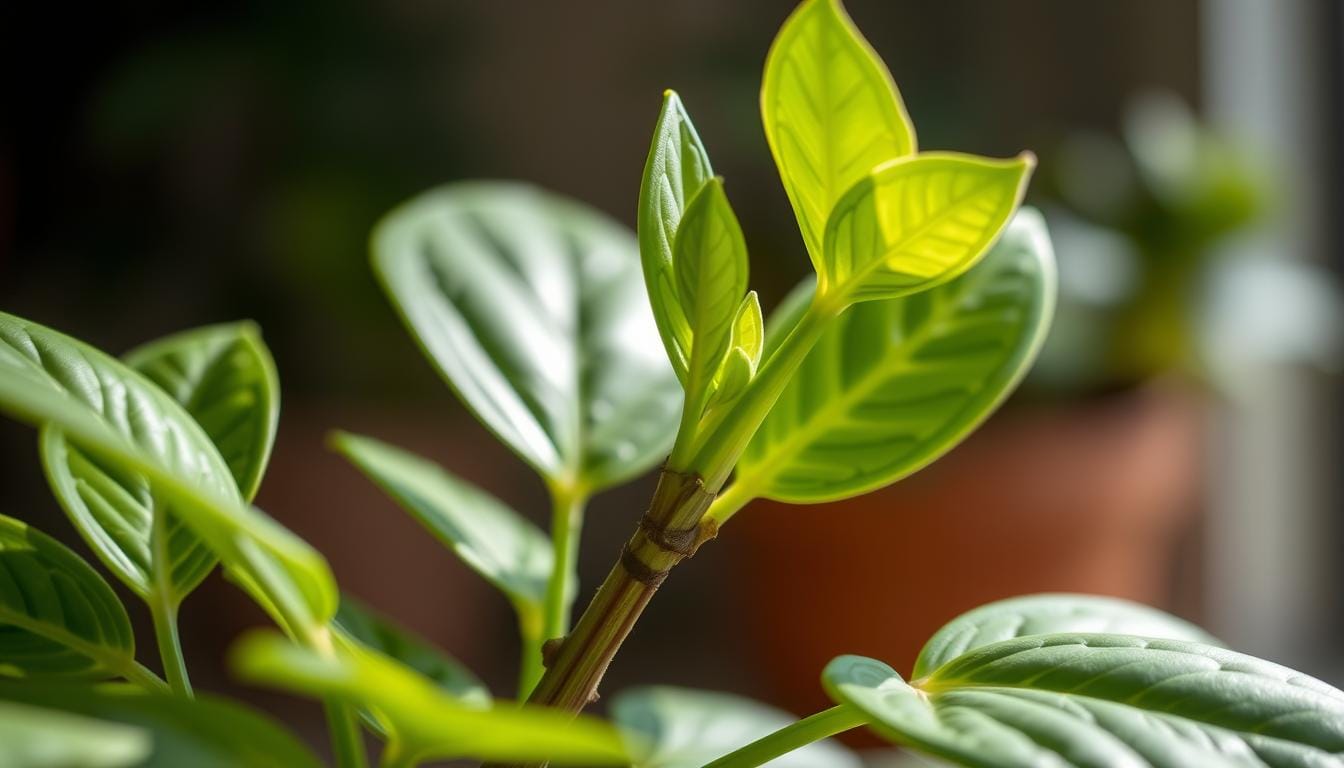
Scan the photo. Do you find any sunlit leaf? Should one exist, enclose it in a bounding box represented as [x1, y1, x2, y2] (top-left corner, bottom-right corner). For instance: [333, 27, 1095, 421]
[611, 686, 860, 768]
[638, 90, 715, 381]
[0, 312, 335, 638]
[0, 514, 137, 681]
[734, 209, 1054, 505]
[0, 700, 150, 768]
[762, 0, 916, 264]
[232, 630, 632, 765]
[913, 593, 1219, 679]
[40, 322, 279, 603]
[826, 639, 1344, 768]
[0, 683, 322, 768]
[819, 153, 1033, 306]
[372, 182, 681, 490]
[330, 432, 551, 609]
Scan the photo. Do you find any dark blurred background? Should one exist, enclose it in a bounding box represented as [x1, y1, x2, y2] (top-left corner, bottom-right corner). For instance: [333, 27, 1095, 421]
[3, 0, 1342, 760]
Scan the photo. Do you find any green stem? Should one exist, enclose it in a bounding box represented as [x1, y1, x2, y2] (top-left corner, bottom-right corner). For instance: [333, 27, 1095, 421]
[704, 480, 755, 526]
[701, 705, 867, 768]
[324, 699, 368, 768]
[148, 591, 192, 698]
[122, 660, 171, 693]
[542, 485, 587, 642]
[515, 602, 545, 699]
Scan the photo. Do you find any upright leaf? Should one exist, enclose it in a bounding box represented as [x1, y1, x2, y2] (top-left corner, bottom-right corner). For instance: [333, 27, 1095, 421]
[826, 640, 1344, 768]
[611, 686, 861, 768]
[40, 323, 280, 602]
[638, 90, 715, 380]
[232, 631, 632, 765]
[0, 701, 150, 768]
[372, 182, 681, 490]
[706, 293, 765, 410]
[733, 210, 1055, 505]
[762, 0, 916, 264]
[0, 515, 137, 681]
[0, 312, 335, 638]
[819, 153, 1033, 306]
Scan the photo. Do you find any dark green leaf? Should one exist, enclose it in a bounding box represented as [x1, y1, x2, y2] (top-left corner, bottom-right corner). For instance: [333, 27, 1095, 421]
[0, 700, 150, 768]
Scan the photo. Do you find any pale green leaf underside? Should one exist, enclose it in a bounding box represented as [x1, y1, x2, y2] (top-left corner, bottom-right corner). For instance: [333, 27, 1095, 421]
[738, 209, 1055, 503]
[0, 312, 335, 636]
[0, 700, 151, 768]
[914, 594, 1220, 679]
[611, 686, 860, 768]
[40, 323, 279, 602]
[232, 631, 631, 765]
[762, 0, 916, 264]
[0, 683, 322, 768]
[827, 637, 1344, 768]
[330, 432, 551, 608]
[821, 152, 1033, 305]
[372, 181, 681, 489]
[0, 515, 135, 681]
[639, 90, 715, 381]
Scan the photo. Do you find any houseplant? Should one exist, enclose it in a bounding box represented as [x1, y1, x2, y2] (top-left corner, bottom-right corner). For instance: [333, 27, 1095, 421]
[1, 1, 1341, 767]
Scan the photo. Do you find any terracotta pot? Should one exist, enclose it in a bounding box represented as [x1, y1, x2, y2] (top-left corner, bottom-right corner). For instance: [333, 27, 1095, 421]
[730, 381, 1206, 719]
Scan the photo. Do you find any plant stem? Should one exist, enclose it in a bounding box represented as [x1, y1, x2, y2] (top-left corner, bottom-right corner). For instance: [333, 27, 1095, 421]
[704, 479, 755, 525]
[538, 485, 587, 670]
[148, 591, 192, 698]
[122, 660, 171, 693]
[324, 699, 369, 768]
[515, 602, 545, 699]
[701, 705, 867, 768]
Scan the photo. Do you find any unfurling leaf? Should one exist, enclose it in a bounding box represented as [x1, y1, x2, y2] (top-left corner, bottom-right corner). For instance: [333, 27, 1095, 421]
[762, 0, 916, 264]
[372, 182, 680, 491]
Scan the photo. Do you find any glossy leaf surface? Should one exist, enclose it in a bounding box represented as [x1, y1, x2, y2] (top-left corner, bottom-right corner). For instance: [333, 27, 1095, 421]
[736, 209, 1055, 504]
[0, 683, 321, 768]
[0, 515, 135, 680]
[0, 700, 150, 768]
[913, 593, 1219, 679]
[232, 631, 631, 765]
[639, 90, 715, 379]
[820, 153, 1033, 306]
[331, 432, 551, 608]
[41, 323, 279, 601]
[372, 181, 680, 489]
[611, 686, 860, 768]
[827, 638, 1344, 768]
[762, 0, 916, 263]
[0, 312, 335, 636]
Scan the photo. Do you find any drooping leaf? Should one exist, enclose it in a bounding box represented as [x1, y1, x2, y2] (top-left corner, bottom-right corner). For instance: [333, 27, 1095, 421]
[330, 432, 551, 609]
[672, 179, 751, 420]
[611, 686, 861, 768]
[0, 312, 335, 638]
[734, 209, 1055, 505]
[0, 514, 137, 681]
[761, 0, 916, 264]
[0, 683, 322, 768]
[40, 322, 280, 603]
[232, 630, 632, 765]
[372, 181, 681, 490]
[0, 700, 151, 768]
[826, 639, 1344, 768]
[638, 90, 715, 380]
[913, 593, 1219, 679]
[819, 153, 1034, 306]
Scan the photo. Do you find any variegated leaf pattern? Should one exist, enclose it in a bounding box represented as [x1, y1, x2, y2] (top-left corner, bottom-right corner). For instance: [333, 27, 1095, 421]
[826, 639, 1344, 768]
[0, 514, 137, 681]
[734, 209, 1054, 505]
[762, 0, 916, 264]
[820, 152, 1033, 306]
[40, 323, 279, 602]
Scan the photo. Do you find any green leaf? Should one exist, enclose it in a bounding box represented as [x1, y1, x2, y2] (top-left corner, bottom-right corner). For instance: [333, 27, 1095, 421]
[734, 209, 1055, 505]
[372, 181, 681, 490]
[913, 593, 1220, 679]
[673, 178, 751, 420]
[826, 639, 1344, 768]
[0, 700, 150, 768]
[611, 686, 860, 768]
[40, 323, 280, 602]
[232, 630, 632, 765]
[819, 153, 1034, 307]
[0, 514, 137, 681]
[638, 90, 715, 380]
[330, 432, 551, 609]
[0, 312, 335, 638]
[0, 683, 322, 768]
[761, 0, 916, 264]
